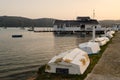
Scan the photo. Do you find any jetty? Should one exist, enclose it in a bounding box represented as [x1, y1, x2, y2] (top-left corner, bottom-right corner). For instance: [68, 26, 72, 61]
[85, 31, 120, 80]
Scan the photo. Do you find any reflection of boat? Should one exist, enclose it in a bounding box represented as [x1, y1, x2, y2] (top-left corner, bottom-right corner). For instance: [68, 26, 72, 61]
[27, 27, 34, 31]
[3, 26, 7, 29]
[12, 35, 23, 38]
[28, 29, 33, 31]
[20, 27, 25, 30]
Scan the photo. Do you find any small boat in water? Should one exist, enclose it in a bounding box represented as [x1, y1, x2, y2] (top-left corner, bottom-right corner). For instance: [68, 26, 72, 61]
[12, 35, 23, 38]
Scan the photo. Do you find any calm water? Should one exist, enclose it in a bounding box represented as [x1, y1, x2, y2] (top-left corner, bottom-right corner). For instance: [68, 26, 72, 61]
[0, 27, 91, 80]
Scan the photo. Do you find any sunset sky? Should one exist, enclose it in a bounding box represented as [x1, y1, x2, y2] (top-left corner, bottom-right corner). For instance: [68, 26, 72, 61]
[0, 0, 120, 20]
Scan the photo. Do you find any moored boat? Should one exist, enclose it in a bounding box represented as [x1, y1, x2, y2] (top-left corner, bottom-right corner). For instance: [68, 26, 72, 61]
[45, 48, 90, 74]
[12, 35, 23, 38]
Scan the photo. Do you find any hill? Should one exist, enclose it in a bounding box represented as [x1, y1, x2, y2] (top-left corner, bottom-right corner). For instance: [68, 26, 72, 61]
[0, 16, 55, 27]
[0, 16, 33, 27]
[33, 18, 55, 27]
[99, 20, 120, 27]
[0, 16, 120, 27]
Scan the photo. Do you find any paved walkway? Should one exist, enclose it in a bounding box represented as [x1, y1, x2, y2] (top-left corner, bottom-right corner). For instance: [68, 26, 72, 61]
[85, 31, 120, 80]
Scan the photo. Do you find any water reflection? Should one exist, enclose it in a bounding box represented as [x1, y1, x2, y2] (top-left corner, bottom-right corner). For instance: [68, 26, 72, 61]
[0, 28, 92, 80]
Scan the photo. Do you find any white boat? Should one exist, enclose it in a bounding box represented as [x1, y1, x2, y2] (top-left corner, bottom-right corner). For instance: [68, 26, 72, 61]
[109, 31, 115, 35]
[89, 27, 110, 46]
[102, 37, 109, 42]
[45, 48, 90, 74]
[79, 26, 101, 54]
[93, 37, 108, 46]
[79, 41, 100, 54]
[106, 30, 115, 38]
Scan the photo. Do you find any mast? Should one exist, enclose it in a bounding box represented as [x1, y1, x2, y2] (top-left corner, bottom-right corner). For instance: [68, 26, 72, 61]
[92, 9, 96, 42]
[92, 26, 95, 42]
[93, 9, 95, 19]
[104, 27, 107, 37]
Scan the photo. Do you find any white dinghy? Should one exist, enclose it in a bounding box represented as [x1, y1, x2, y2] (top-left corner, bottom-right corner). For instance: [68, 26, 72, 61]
[91, 27, 110, 46]
[79, 26, 100, 54]
[45, 48, 90, 74]
[106, 30, 115, 39]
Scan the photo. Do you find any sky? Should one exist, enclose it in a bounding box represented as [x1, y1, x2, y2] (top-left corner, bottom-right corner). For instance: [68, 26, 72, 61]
[0, 0, 120, 20]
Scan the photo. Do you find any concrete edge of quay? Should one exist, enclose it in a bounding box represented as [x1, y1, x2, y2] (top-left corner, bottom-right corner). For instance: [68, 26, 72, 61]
[85, 31, 120, 80]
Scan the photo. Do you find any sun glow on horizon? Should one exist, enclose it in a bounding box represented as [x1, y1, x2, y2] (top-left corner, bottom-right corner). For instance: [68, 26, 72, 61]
[0, 0, 120, 20]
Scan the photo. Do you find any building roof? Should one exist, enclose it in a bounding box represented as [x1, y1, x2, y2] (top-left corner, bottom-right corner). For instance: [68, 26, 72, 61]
[54, 19, 99, 25]
[76, 16, 90, 20]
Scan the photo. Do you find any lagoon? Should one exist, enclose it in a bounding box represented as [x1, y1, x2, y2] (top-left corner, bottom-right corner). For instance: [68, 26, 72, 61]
[0, 27, 91, 80]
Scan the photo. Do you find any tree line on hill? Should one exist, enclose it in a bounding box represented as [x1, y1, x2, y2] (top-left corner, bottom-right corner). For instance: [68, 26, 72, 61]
[0, 16, 55, 27]
[0, 16, 120, 27]
[99, 20, 120, 27]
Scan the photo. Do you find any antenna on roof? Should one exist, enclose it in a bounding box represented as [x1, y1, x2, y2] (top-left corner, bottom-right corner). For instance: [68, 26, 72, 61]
[93, 9, 95, 19]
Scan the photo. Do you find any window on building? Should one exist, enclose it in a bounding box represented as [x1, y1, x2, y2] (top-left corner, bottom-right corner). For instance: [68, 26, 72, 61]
[81, 25, 85, 30]
[95, 26, 97, 28]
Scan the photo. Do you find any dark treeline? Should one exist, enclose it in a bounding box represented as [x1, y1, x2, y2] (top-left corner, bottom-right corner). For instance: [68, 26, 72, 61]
[0, 16, 55, 27]
[99, 20, 120, 27]
[0, 16, 120, 27]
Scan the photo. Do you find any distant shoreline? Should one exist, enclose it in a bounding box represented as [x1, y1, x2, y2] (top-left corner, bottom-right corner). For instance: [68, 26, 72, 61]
[0, 16, 119, 27]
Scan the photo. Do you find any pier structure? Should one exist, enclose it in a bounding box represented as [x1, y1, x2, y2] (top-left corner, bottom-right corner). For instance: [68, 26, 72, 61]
[33, 16, 106, 34]
[53, 16, 105, 34]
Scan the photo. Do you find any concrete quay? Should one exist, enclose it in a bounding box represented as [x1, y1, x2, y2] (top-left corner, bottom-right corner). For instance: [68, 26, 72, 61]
[85, 31, 120, 80]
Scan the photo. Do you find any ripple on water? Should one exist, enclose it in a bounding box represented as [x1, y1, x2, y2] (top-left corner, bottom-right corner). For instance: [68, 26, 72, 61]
[0, 28, 91, 80]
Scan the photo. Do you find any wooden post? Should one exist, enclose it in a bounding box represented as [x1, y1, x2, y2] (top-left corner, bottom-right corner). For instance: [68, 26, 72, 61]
[92, 26, 95, 42]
